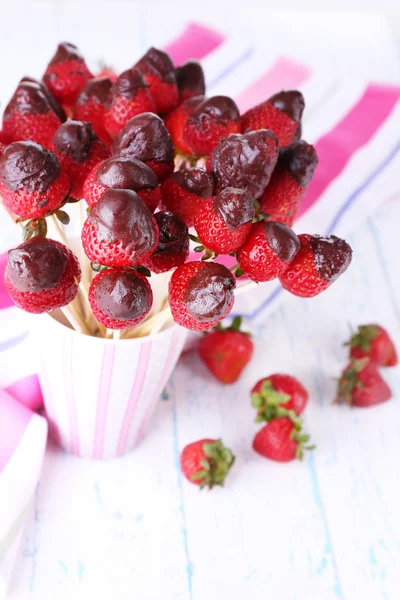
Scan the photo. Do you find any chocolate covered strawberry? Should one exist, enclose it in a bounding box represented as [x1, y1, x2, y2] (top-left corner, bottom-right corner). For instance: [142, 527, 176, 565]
[237, 221, 300, 282]
[81, 188, 159, 267]
[194, 188, 254, 254]
[346, 324, 398, 367]
[53, 120, 109, 198]
[160, 167, 214, 227]
[164, 95, 204, 155]
[112, 112, 174, 181]
[0, 141, 70, 220]
[336, 358, 392, 408]
[241, 90, 305, 147]
[209, 130, 279, 199]
[103, 68, 155, 137]
[279, 234, 352, 297]
[43, 42, 93, 111]
[253, 416, 313, 462]
[83, 156, 160, 212]
[5, 237, 81, 313]
[175, 61, 205, 103]
[134, 47, 178, 113]
[21, 76, 67, 122]
[89, 268, 153, 330]
[143, 211, 189, 273]
[180, 438, 235, 489]
[251, 374, 309, 422]
[73, 77, 113, 145]
[259, 141, 318, 226]
[169, 261, 236, 332]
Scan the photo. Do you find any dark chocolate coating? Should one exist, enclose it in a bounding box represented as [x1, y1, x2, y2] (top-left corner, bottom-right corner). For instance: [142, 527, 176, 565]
[93, 269, 152, 320]
[135, 47, 176, 84]
[108, 68, 147, 101]
[7, 237, 67, 292]
[20, 77, 66, 121]
[264, 221, 300, 262]
[310, 235, 352, 282]
[53, 120, 97, 163]
[0, 141, 60, 193]
[188, 96, 240, 124]
[88, 188, 158, 255]
[97, 156, 158, 191]
[171, 168, 214, 198]
[112, 112, 174, 164]
[279, 141, 318, 187]
[154, 211, 188, 254]
[4, 81, 52, 118]
[175, 61, 205, 96]
[268, 90, 305, 122]
[213, 187, 254, 232]
[48, 42, 84, 66]
[76, 77, 112, 106]
[183, 263, 236, 322]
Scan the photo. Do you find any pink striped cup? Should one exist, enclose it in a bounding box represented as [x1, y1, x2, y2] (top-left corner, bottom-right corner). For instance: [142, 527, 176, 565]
[32, 312, 187, 460]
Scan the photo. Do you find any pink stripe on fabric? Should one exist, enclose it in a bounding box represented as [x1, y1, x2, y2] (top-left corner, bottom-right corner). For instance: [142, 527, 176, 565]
[6, 374, 43, 411]
[164, 22, 225, 66]
[299, 84, 400, 217]
[93, 344, 116, 459]
[0, 389, 32, 471]
[117, 340, 152, 456]
[236, 57, 311, 113]
[0, 252, 14, 309]
[64, 337, 80, 455]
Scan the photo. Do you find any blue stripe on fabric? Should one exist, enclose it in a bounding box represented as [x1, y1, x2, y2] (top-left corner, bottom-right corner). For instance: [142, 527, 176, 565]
[0, 330, 29, 352]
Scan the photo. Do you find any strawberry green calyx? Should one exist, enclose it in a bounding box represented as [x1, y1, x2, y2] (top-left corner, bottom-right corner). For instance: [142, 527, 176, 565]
[213, 316, 250, 335]
[290, 425, 314, 460]
[347, 325, 379, 352]
[251, 379, 291, 422]
[335, 357, 369, 405]
[190, 439, 235, 489]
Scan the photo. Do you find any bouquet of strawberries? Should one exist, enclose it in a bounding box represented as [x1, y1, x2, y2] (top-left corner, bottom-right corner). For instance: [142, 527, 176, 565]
[0, 42, 352, 338]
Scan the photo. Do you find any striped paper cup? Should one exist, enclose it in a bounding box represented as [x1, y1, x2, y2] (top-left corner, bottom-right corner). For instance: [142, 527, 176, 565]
[32, 313, 187, 460]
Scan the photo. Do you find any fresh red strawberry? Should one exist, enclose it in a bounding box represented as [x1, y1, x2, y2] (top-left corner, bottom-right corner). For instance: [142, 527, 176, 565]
[5, 237, 81, 313]
[259, 141, 318, 226]
[160, 168, 214, 227]
[0, 141, 70, 220]
[134, 47, 178, 113]
[83, 156, 160, 212]
[241, 90, 304, 147]
[169, 261, 236, 332]
[73, 77, 113, 145]
[164, 95, 204, 155]
[89, 267, 153, 330]
[112, 112, 174, 181]
[180, 438, 235, 489]
[143, 211, 189, 273]
[251, 374, 309, 421]
[336, 358, 392, 408]
[237, 221, 300, 282]
[81, 188, 159, 267]
[2, 78, 63, 148]
[175, 61, 205, 103]
[194, 188, 254, 254]
[96, 66, 118, 82]
[43, 42, 93, 111]
[52, 120, 109, 199]
[346, 324, 398, 367]
[198, 316, 254, 383]
[253, 416, 313, 462]
[209, 130, 279, 199]
[182, 96, 241, 156]
[279, 234, 352, 297]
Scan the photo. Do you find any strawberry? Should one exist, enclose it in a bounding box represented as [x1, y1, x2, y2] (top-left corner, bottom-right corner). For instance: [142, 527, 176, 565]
[2, 78, 63, 148]
[81, 188, 159, 267]
[209, 130, 279, 199]
[5, 237, 81, 314]
[183, 96, 241, 156]
[73, 77, 113, 145]
[52, 120, 109, 199]
[180, 438, 235, 489]
[194, 188, 254, 254]
[43, 42, 93, 111]
[164, 95, 204, 156]
[21, 76, 67, 122]
[198, 316, 254, 384]
[259, 141, 318, 226]
[143, 211, 189, 273]
[112, 112, 174, 182]
[89, 268, 153, 330]
[160, 168, 214, 227]
[251, 374, 309, 422]
[134, 47, 178, 114]
[253, 416, 313, 462]
[175, 61, 205, 103]
[237, 221, 300, 282]
[336, 358, 392, 408]
[169, 261, 236, 332]
[103, 68, 155, 137]
[241, 90, 304, 147]
[0, 141, 70, 220]
[346, 324, 398, 367]
[279, 234, 352, 298]
[83, 156, 160, 212]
